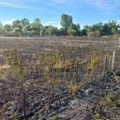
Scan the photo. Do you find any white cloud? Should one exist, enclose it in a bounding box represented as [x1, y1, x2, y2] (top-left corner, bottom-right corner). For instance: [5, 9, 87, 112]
[2, 19, 15, 25]
[83, 0, 114, 11]
[49, 0, 68, 5]
[116, 20, 120, 24]
[51, 0, 66, 4]
[42, 21, 61, 28]
[0, 1, 39, 10]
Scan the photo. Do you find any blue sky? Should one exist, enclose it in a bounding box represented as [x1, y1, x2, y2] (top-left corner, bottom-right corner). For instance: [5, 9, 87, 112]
[0, 0, 120, 28]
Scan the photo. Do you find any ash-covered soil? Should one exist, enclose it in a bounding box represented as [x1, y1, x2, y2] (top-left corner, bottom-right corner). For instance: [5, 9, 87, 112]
[0, 37, 120, 120]
[0, 72, 120, 120]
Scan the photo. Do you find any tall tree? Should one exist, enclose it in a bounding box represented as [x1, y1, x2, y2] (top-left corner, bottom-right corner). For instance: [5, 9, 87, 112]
[43, 25, 58, 36]
[82, 25, 89, 36]
[4, 24, 12, 35]
[31, 18, 43, 35]
[12, 20, 22, 34]
[108, 20, 118, 35]
[60, 14, 73, 31]
[67, 23, 80, 36]
[0, 23, 3, 34]
[21, 18, 30, 34]
[102, 23, 111, 36]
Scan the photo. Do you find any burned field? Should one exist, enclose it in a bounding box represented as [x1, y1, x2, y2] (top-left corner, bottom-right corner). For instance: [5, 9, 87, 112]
[0, 37, 120, 120]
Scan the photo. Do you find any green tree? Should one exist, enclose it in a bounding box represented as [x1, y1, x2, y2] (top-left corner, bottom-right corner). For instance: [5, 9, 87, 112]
[12, 20, 22, 34]
[84, 23, 102, 37]
[4, 24, 12, 35]
[21, 18, 30, 34]
[60, 14, 73, 31]
[31, 18, 43, 35]
[0, 23, 3, 34]
[108, 20, 118, 35]
[87, 26, 102, 37]
[43, 25, 58, 36]
[82, 25, 89, 36]
[102, 23, 111, 36]
[58, 28, 66, 35]
[67, 23, 78, 36]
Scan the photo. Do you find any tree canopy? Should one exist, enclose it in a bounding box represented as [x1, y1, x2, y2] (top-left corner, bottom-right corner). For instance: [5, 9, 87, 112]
[0, 14, 120, 37]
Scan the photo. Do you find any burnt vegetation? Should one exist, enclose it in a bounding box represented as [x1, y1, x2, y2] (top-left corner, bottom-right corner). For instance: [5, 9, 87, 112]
[0, 37, 120, 119]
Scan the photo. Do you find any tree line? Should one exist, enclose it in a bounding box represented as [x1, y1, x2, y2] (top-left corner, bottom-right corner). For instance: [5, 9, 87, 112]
[0, 14, 120, 37]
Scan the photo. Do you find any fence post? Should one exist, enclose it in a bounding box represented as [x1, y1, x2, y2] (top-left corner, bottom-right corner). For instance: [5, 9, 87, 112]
[19, 35, 20, 40]
[102, 55, 107, 79]
[119, 37, 120, 46]
[112, 50, 116, 71]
